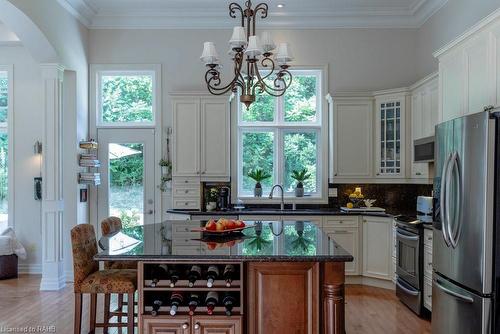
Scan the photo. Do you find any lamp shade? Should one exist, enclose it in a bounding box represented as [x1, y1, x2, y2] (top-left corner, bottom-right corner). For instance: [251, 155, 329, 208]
[275, 42, 293, 64]
[244, 35, 262, 58]
[200, 41, 219, 65]
[229, 26, 247, 49]
[260, 31, 276, 53]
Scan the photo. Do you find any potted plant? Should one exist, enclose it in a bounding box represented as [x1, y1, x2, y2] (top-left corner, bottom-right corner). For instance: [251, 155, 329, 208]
[291, 168, 311, 197]
[159, 159, 171, 175]
[247, 169, 271, 197]
[205, 188, 218, 212]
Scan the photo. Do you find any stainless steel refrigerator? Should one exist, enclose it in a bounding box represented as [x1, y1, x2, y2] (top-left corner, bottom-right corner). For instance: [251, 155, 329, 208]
[433, 109, 500, 333]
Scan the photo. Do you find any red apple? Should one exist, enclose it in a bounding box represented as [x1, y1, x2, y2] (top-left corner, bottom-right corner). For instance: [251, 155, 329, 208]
[205, 220, 216, 231]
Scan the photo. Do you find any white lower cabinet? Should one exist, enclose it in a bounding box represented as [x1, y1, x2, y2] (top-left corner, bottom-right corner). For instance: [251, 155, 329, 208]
[362, 216, 393, 280]
[324, 226, 360, 275]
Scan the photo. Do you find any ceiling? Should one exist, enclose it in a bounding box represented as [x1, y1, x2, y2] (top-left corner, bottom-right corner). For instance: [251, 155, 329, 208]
[58, 0, 449, 29]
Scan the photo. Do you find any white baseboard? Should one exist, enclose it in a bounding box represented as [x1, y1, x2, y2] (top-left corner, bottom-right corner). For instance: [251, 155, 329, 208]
[65, 269, 74, 283]
[40, 275, 66, 291]
[346, 275, 396, 290]
[18, 263, 42, 274]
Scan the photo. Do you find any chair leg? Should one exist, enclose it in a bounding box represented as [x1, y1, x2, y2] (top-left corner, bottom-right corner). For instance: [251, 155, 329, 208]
[74, 293, 82, 334]
[118, 294, 124, 334]
[103, 293, 110, 334]
[89, 294, 97, 334]
[127, 292, 134, 334]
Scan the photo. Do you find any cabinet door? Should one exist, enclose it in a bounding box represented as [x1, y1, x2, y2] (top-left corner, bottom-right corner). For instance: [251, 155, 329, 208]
[192, 316, 242, 334]
[493, 22, 500, 107]
[424, 80, 439, 137]
[375, 97, 406, 178]
[172, 99, 200, 176]
[333, 100, 373, 179]
[142, 316, 190, 334]
[247, 262, 319, 334]
[463, 33, 491, 115]
[410, 91, 429, 179]
[362, 216, 392, 280]
[324, 227, 359, 275]
[440, 51, 465, 122]
[200, 98, 230, 180]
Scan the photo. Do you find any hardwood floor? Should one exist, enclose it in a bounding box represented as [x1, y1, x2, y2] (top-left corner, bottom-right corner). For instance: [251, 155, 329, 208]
[0, 275, 431, 333]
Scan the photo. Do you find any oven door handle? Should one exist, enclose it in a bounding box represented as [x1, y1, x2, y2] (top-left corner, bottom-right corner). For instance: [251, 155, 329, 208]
[396, 231, 419, 241]
[396, 280, 419, 296]
[435, 279, 473, 303]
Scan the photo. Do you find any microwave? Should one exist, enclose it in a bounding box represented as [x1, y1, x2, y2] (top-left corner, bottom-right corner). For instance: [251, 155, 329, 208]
[413, 136, 434, 162]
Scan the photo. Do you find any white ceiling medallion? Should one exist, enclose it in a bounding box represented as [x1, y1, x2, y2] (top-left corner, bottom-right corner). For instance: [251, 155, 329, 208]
[59, 0, 449, 29]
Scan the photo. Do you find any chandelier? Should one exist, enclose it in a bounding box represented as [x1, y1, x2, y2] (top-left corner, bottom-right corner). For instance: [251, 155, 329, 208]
[200, 0, 294, 108]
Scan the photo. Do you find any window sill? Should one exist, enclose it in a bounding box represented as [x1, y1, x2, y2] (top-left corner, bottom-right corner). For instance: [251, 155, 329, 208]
[235, 196, 328, 205]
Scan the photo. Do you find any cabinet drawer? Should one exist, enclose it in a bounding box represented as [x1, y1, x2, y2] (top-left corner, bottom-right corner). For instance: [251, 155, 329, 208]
[324, 216, 359, 227]
[173, 198, 200, 210]
[424, 245, 433, 278]
[423, 277, 432, 311]
[173, 187, 200, 197]
[142, 315, 191, 334]
[424, 228, 433, 247]
[172, 177, 200, 186]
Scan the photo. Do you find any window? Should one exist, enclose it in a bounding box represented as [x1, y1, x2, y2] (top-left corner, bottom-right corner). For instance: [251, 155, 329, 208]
[96, 69, 157, 126]
[237, 69, 325, 199]
[0, 67, 11, 230]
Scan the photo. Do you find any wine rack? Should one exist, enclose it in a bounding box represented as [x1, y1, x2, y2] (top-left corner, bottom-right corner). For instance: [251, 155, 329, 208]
[138, 261, 244, 334]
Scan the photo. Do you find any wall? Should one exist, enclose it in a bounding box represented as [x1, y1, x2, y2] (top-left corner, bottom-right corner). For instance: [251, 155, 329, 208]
[5, 0, 90, 278]
[416, 0, 500, 78]
[0, 22, 18, 42]
[0, 44, 44, 272]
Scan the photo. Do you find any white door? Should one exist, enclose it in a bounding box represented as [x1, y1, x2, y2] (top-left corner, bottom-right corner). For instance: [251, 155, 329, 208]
[97, 129, 155, 232]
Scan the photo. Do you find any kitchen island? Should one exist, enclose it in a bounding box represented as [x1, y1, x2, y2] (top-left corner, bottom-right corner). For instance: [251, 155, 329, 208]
[96, 220, 353, 334]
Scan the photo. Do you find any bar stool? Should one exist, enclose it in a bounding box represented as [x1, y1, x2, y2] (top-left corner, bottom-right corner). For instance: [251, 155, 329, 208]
[71, 224, 137, 334]
[101, 217, 138, 331]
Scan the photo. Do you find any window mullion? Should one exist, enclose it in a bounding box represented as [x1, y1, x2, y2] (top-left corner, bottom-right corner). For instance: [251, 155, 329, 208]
[276, 128, 283, 191]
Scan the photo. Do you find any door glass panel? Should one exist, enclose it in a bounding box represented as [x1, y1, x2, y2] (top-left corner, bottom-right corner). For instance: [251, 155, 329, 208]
[109, 143, 144, 227]
[0, 71, 8, 231]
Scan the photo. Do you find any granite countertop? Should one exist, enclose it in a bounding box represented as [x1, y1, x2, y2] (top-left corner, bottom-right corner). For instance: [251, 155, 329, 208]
[94, 220, 354, 263]
[167, 208, 398, 218]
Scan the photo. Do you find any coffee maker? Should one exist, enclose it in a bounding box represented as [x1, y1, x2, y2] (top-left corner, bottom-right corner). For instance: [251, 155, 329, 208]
[217, 187, 231, 211]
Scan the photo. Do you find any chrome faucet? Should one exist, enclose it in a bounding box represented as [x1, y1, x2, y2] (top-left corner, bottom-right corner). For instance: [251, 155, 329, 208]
[269, 184, 285, 210]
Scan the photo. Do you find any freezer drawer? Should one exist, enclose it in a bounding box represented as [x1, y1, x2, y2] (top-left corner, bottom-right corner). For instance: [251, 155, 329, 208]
[432, 274, 492, 334]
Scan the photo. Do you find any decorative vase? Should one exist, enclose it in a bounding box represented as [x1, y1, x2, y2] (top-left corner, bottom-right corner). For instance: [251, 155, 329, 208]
[295, 183, 304, 197]
[254, 182, 262, 197]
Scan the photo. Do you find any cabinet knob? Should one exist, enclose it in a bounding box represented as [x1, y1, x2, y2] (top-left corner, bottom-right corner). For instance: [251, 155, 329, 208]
[185, 202, 189, 206]
[334, 173, 338, 176]
[182, 323, 189, 329]
[184, 180, 188, 183]
[416, 172, 422, 176]
[201, 171, 206, 174]
[184, 189, 189, 194]
[194, 323, 201, 330]
[376, 173, 380, 176]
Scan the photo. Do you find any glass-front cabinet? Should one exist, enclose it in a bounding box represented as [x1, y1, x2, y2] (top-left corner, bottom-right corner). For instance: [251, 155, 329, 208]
[375, 94, 407, 178]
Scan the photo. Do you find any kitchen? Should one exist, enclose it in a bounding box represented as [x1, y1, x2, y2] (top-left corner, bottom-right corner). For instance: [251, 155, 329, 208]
[0, 0, 500, 333]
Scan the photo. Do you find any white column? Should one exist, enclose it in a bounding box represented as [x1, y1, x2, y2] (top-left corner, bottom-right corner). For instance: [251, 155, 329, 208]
[40, 64, 65, 291]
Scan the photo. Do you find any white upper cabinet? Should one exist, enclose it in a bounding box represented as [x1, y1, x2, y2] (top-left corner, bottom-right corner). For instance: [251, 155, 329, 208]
[374, 93, 407, 179]
[410, 74, 438, 180]
[172, 96, 230, 181]
[331, 98, 373, 181]
[436, 11, 500, 122]
[200, 98, 230, 178]
[172, 99, 200, 176]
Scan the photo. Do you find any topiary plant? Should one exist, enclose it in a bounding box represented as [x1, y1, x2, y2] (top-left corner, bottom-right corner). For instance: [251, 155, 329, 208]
[247, 169, 271, 189]
[291, 168, 311, 189]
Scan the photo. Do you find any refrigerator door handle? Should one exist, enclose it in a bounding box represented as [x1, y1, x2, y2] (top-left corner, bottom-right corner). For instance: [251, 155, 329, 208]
[440, 152, 452, 247]
[435, 279, 474, 304]
[446, 151, 462, 248]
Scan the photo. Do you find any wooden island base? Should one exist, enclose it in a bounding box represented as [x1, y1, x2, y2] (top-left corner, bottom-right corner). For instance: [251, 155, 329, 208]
[138, 261, 346, 334]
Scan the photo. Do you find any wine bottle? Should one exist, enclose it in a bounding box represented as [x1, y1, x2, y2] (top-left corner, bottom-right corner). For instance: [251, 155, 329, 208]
[169, 266, 180, 288]
[169, 292, 184, 316]
[187, 265, 202, 287]
[222, 293, 237, 316]
[206, 265, 219, 288]
[188, 293, 201, 316]
[205, 291, 219, 315]
[150, 264, 168, 288]
[223, 264, 236, 287]
[151, 298, 163, 317]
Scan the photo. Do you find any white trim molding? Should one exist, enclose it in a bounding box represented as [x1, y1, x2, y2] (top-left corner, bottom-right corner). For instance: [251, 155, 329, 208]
[59, 0, 448, 29]
[39, 63, 66, 291]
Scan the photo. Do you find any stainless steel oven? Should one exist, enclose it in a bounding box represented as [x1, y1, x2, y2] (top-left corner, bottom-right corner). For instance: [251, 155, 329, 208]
[395, 216, 424, 315]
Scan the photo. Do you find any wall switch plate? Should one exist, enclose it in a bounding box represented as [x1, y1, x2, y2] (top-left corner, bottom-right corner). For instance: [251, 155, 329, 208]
[329, 188, 338, 197]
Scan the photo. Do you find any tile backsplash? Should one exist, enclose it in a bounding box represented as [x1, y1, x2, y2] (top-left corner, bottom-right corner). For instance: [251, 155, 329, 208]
[330, 183, 433, 214]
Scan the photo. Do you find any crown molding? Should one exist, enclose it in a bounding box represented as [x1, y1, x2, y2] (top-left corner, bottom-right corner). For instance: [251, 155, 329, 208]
[59, 0, 450, 30]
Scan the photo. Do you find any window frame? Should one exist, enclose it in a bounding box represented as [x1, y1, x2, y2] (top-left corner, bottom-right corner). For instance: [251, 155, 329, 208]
[91, 64, 160, 129]
[233, 66, 329, 204]
[0, 65, 14, 228]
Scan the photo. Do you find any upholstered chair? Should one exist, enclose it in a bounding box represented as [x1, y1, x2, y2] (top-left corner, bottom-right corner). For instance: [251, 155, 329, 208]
[71, 224, 137, 334]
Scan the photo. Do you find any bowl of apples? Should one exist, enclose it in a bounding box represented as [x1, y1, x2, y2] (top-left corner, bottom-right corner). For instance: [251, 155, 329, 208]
[192, 218, 248, 235]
